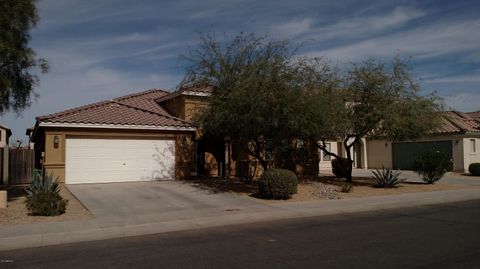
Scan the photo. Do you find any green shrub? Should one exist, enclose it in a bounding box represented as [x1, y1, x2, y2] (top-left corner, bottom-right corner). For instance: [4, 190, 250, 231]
[340, 182, 353, 193]
[332, 158, 352, 178]
[468, 163, 480, 176]
[25, 170, 68, 216]
[258, 168, 298, 199]
[413, 151, 453, 184]
[372, 167, 404, 188]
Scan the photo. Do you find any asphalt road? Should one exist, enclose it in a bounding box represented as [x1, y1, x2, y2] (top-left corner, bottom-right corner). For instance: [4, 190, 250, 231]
[1, 200, 479, 269]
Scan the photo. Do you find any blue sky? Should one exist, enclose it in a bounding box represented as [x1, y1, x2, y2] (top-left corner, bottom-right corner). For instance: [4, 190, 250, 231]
[3, 0, 480, 142]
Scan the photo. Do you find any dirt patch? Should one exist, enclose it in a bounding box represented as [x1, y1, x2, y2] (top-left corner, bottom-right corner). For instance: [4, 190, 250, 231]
[187, 178, 258, 195]
[337, 181, 468, 199]
[0, 184, 92, 226]
[449, 172, 480, 178]
[187, 176, 474, 203]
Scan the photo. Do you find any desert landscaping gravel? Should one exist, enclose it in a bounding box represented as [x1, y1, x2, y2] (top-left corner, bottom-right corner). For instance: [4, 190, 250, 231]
[0, 185, 92, 226]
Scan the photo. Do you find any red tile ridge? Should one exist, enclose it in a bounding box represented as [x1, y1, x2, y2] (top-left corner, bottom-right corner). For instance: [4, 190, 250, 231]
[110, 100, 192, 125]
[113, 88, 170, 101]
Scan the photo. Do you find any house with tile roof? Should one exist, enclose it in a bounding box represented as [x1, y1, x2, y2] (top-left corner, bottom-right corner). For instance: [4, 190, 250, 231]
[365, 110, 480, 172]
[30, 85, 322, 184]
[30, 88, 199, 183]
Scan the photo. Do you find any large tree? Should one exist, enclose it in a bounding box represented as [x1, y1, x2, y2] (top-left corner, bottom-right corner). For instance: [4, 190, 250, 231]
[182, 33, 303, 170]
[0, 0, 48, 114]
[301, 57, 443, 182]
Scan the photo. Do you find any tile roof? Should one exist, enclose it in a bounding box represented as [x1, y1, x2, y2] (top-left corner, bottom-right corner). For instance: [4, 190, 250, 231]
[466, 111, 480, 121]
[113, 88, 171, 115]
[156, 85, 213, 103]
[180, 84, 214, 94]
[37, 89, 193, 129]
[435, 111, 480, 134]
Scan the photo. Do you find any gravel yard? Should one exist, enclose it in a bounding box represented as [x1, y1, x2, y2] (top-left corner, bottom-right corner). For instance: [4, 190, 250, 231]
[274, 177, 471, 202]
[0, 185, 92, 226]
[188, 176, 474, 203]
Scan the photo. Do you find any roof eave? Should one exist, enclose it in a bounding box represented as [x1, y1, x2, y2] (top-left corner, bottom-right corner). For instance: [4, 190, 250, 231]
[155, 91, 211, 103]
[37, 121, 196, 132]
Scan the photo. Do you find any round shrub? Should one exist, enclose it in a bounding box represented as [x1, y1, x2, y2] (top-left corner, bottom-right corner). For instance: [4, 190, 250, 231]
[25, 191, 67, 216]
[332, 158, 352, 178]
[469, 163, 480, 176]
[258, 168, 298, 199]
[413, 150, 453, 184]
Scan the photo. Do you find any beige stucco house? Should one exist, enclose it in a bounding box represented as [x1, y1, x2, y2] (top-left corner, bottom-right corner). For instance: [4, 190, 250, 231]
[0, 124, 12, 185]
[30, 88, 197, 184]
[365, 111, 480, 172]
[30, 85, 321, 184]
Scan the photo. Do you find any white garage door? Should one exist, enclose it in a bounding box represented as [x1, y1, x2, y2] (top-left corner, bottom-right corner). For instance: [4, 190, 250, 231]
[66, 137, 175, 184]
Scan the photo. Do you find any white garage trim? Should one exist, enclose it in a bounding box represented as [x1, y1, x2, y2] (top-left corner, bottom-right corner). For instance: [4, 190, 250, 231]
[39, 122, 195, 132]
[66, 137, 175, 184]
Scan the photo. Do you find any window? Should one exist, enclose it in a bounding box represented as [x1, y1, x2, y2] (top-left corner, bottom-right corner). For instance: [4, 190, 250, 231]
[470, 139, 476, 153]
[323, 143, 331, 161]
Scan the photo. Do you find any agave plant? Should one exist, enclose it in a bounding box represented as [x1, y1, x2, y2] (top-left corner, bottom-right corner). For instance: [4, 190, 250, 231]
[372, 167, 404, 188]
[25, 170, 67, 216]
[25, 170, 60, 196]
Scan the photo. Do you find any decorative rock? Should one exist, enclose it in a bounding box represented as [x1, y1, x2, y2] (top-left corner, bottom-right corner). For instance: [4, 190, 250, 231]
[0, 190, 6, 208]
[311, 182, 339, 200]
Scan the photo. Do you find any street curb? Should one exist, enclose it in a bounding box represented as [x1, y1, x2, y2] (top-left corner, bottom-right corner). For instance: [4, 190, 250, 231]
[1, 189, 480, 252]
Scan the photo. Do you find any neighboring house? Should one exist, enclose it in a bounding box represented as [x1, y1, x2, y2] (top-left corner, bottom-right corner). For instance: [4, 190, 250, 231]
[366, 111, 480, 172]
[0, 124, 12, 185]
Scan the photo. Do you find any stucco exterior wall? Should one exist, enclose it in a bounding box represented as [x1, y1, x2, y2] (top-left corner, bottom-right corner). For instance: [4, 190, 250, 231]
[42, 128, 194, 182]
[463, 137, 480, 172]
[161, 96, 185, 119]
[184, 97, 209, 122]
[366, 139, 392, 169]
[161, 95, 209, 123]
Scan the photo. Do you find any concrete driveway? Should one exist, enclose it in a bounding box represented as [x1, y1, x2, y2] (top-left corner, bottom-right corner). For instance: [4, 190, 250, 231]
[67, 181, 271, 225]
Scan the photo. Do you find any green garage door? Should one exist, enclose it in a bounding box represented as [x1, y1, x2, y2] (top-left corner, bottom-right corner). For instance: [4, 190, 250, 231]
[392, 141, 453, 170]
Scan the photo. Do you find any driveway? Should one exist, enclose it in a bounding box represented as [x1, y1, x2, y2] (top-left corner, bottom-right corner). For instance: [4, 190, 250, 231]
[67, 181, 271, 225]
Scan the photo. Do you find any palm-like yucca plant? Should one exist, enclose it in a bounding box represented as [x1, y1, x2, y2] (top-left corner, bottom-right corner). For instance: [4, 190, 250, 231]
[25, 170, 59, 196]
[25, 170, 68, 216]
[372, 167, 404, 188]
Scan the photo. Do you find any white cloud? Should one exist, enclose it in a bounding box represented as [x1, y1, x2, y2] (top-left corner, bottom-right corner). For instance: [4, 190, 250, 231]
[443, 92, 480, 112]
[271, 6, 426, 40]
[305, 18, 480, 62]
[80, 33, 157, 47]
[313, 6, 425, 40]
[270, 19, 314, 38]
[425, 73, 480, 83]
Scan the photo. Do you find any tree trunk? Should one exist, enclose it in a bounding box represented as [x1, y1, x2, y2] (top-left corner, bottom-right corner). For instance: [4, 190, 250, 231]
[258, 158, 268, 171]
[344, 140, 354, 183]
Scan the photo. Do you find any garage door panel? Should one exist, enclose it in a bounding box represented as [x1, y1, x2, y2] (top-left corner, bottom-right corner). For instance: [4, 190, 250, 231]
[392, 141, 452, 170]
[66, 138, 175, 184]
